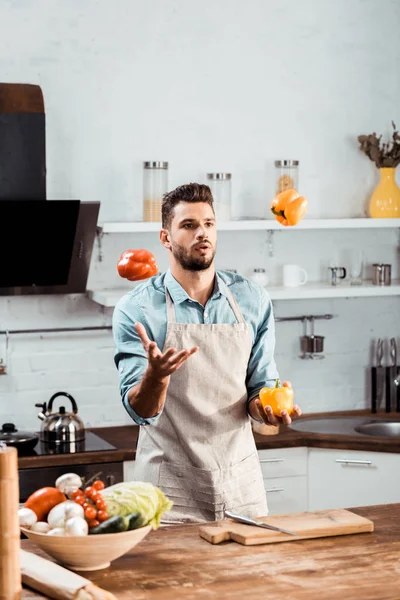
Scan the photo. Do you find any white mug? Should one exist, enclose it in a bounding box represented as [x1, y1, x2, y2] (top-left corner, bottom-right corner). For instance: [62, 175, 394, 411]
[283, 264, 308, 287]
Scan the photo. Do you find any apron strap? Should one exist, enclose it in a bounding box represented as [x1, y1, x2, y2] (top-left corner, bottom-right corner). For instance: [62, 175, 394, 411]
[165, 287, 176, 324]
[165, 281, 246, 325]
[224, 286, 245, 324]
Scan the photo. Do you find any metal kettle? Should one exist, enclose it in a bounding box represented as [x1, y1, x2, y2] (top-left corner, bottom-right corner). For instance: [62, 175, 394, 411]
[36, 391, 85, 444]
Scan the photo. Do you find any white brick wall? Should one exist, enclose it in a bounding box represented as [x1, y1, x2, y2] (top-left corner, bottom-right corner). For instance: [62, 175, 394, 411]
[0, 0, 399, 428]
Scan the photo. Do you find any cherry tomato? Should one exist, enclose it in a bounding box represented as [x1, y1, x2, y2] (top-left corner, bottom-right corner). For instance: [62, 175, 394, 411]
[95, 498, 107, 510]
[97, 510, 109, 522]
[92, 480, 105, 491]
[84, 505, 97, 520]
[73, 495, 86, 506]
[87, 519, 100, 529]
[84, 486, 94, 498]
[70, 490, 84, 501]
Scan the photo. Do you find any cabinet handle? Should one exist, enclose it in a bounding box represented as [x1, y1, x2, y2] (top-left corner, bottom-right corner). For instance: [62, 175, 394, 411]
[335, 459, 372, 466]
[259, 458, 284, 463]
[266, 487, 284, 493]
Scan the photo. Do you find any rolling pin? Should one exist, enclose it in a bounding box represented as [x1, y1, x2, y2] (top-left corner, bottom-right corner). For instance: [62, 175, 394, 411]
[0, 445, 21, 600]
[20, 551, 117, 600]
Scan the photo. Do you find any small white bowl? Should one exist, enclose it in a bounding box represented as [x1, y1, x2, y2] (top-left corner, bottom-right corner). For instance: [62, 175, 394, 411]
[21, 525, 152, 571]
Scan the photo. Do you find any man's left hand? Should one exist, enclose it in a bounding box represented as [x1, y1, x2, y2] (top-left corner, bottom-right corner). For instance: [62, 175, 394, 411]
[252, 381, 302, 426]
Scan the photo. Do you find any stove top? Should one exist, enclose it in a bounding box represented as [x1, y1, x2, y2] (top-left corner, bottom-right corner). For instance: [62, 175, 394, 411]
[21, 431, 117, 456]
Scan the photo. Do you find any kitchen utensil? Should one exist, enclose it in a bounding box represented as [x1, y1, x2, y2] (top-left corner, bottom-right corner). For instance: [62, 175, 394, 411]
[20, 550, 117, 599]
[199, 508, 374, 546]
[371, 338, 384, 413]
[0, 422, 38, 452]
[0, 445, 21, 599]
[372, 263, 391, 286]
[300, 317, 325, 359]
[329, 266, 346, 286]
[20, 524, 152, 571]
[283, 264, 308, 287]
[224, 510, 297, 536]
[36, 391, 85, 444]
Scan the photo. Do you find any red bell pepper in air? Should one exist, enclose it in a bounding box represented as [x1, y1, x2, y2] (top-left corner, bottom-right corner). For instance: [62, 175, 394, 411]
[117, 249, 158, 281]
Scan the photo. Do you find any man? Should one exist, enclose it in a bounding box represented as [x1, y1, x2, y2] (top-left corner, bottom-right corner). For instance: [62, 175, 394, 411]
[112, 183, 302, 523]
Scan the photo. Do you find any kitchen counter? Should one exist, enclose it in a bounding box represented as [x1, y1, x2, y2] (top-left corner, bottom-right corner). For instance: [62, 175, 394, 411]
[20, 502, 400, 600]
[18, 409, 400, 470]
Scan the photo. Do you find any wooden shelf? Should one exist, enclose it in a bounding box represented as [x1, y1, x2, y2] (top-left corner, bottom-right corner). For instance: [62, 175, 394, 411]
[87, 280, 400, 308]
[97, 218, 400, 234]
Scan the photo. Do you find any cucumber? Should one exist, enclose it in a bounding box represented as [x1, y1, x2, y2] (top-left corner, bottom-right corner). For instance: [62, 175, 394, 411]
[89, 515, 129, 535]
[126, 512, 144, 530]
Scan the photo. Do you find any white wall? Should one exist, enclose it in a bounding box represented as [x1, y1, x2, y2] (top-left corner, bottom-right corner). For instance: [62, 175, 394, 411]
[0, 0, 399, 429]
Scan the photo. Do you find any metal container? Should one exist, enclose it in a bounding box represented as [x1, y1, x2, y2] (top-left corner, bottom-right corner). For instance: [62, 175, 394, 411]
[372, 263, 391, 286]
[206, 173, 232, 220]
[143, 161, 169, 222]
[300, 335, 325, 354]
[36, 392, 85, 444]
[274, 160, 299, 195]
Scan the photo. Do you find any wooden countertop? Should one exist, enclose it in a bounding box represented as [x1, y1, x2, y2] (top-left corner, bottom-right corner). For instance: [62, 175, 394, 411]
[18, 409, 400, 469]
[20, 503, 400, 600]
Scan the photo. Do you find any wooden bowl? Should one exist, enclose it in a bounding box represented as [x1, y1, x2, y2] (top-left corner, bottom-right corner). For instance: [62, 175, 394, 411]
[21, 525, 152, 571]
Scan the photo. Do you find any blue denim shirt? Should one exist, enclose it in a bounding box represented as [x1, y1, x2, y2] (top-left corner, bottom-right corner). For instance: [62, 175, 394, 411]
[112, 269, 279, 425]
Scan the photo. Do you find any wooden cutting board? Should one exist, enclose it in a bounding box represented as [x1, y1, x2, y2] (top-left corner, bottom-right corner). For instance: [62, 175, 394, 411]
[199, 509, 374, 545]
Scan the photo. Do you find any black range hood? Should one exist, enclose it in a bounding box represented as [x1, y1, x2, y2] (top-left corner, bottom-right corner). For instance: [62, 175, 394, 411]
[0, 83, 100, 296]
[0, 200, 100, 296]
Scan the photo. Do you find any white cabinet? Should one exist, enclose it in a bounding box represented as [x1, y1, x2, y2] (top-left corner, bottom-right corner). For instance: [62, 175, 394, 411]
[258, 448, 308, 515]
[308, 448, 400, 511]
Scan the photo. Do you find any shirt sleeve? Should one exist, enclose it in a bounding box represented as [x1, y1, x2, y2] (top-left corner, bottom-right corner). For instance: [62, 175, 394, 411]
[112, 297, 162, 426]
[246, 286, 280, 418]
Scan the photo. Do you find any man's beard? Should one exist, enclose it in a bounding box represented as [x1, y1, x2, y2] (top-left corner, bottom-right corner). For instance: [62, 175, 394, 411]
[171, 241, 216, 271]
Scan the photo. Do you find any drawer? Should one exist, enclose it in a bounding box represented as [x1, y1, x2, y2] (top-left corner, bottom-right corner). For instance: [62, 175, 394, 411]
[264, 476, 308, 515]
[258, 447, 308, 479]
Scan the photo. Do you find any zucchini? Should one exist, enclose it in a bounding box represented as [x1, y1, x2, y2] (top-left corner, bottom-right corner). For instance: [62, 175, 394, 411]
[126, 512, 144, 530]
[89, 515, 128, 535]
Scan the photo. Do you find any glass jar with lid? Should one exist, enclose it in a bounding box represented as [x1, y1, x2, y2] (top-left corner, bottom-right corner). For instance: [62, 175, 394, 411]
[143, 161, 168, 222]
[274, 160, 299, 195]
[206, 173, 232, 221]
[249, 268, 269, 287]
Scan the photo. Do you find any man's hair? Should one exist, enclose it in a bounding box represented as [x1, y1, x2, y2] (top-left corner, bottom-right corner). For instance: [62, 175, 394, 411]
[161, 183, 214, 230]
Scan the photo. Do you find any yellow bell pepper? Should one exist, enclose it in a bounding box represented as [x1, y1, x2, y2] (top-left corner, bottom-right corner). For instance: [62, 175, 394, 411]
[270, 189, 308, 226]
[259, 379, 294, 416]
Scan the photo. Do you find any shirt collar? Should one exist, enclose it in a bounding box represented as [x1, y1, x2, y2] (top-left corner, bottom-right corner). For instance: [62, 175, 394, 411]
[164, 269, 229, 304]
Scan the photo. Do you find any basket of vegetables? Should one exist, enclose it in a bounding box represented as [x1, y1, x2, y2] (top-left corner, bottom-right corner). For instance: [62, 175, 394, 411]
[19, 473, 173, 571]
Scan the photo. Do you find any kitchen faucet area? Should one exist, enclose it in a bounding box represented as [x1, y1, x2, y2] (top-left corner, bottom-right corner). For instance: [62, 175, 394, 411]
[0, 1, 400, 599]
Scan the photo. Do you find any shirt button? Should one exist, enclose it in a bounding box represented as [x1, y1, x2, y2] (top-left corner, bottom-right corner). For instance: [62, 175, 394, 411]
[204, 312, 208, 318]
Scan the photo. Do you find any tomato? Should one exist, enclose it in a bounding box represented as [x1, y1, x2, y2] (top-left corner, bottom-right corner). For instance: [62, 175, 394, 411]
[87, 518, 100, 529]
[97, 510, 109, 522]
[92, 480, 105, 491]
[95, 497, 107, 510]
[24, 487, 67, 521]
[70, 490, 84, 501]
[84, 486, 95, 499]
[84, 505, 97, 520]
[73, 495, 86, 506]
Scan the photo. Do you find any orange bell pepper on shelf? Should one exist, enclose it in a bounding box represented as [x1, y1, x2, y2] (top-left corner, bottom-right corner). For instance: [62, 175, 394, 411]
[259, 379, 294, 416]
[117, 249, 158, 281]
[270, 189, 308, 226]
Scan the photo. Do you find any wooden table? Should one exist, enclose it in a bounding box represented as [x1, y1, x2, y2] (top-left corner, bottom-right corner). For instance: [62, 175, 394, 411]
[21, 503, 400, 600]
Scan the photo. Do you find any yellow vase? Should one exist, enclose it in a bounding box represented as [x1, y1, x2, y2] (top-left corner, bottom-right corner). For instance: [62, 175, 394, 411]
[369, 167, 400, 218]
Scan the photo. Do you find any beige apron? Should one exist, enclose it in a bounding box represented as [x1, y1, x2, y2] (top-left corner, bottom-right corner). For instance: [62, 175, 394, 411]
[134, 283, 268, 523]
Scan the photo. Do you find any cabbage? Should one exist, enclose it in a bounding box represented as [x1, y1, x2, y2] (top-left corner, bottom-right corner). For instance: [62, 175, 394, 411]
[100, 481, 173, 529]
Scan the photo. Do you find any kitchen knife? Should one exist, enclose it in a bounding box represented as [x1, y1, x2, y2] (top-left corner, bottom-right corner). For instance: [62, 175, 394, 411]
[224, 510, 298, 536]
